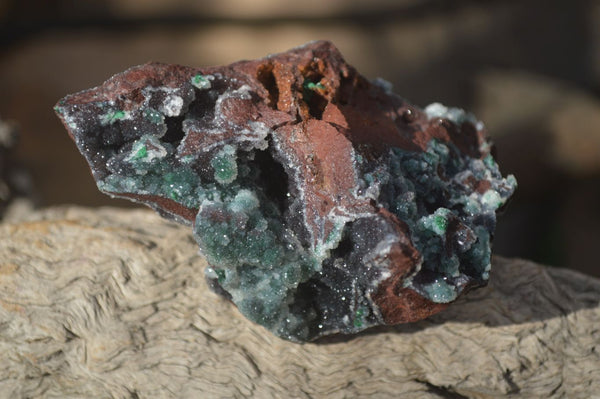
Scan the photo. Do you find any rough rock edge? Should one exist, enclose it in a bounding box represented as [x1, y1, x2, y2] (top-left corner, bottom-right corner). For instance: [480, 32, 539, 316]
[0, 206, 598, 398]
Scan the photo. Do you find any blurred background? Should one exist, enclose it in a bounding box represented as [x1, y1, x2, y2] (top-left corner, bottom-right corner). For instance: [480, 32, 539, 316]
[1, 0, 599, 276]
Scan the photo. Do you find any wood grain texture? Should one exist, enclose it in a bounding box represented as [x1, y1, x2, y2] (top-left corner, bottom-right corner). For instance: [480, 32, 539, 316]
[0, 206, 598, 398]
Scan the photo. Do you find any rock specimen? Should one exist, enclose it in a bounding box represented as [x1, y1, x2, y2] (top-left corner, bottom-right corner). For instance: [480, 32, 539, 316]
[55, 40, 516, 341]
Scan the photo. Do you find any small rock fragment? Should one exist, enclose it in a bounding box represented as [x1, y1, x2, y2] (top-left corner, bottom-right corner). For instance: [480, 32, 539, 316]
[0, 118, 34, 219]
[55, 41, 516, 341]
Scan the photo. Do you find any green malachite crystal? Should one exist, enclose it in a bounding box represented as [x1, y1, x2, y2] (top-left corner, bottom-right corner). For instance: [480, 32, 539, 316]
[55, 41, 516, 342]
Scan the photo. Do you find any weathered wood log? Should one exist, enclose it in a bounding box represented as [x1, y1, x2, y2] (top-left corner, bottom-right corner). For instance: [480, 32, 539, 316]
[0, 206, 598, 398]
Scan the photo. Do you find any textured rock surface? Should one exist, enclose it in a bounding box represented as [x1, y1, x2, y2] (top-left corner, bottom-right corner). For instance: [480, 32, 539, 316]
[0, 207, 598, 398]
[55, 40, 516, 341]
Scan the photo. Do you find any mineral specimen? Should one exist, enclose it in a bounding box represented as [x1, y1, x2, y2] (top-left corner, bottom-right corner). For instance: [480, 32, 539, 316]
[55, 41, 516, 341]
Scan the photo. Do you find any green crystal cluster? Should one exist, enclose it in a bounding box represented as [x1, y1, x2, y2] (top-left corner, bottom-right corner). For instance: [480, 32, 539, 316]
[100, 135, 206, 209]
[197, 188, 319, 339]
[382, 139, 515, 302]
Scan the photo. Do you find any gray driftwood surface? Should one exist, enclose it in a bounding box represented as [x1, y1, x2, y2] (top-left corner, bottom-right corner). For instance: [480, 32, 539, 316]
[0, 206, 599, 399]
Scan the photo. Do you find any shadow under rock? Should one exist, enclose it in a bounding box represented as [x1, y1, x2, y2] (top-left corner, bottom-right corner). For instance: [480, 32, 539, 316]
[315, 255, 600, 344]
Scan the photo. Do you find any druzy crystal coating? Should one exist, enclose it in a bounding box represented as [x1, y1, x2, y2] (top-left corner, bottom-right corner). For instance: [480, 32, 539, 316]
[55, 41, 516, 341]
